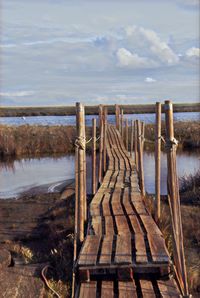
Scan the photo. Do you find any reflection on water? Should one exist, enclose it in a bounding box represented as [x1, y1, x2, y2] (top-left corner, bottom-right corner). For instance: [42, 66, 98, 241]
[0, 112, 199, 126]
[0, 151, 199, 198]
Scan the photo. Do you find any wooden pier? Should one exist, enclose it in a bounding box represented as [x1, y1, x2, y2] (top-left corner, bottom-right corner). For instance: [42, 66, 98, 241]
[73, 101, 189, 297]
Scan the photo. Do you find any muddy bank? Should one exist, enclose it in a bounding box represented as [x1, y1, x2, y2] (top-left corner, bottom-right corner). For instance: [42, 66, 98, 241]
[0, 186, 75, 297]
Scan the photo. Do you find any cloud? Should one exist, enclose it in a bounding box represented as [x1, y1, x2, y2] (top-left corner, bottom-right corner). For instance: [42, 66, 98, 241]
[145, 77, 156, 83]
[116, 48, 158, 69]
[125, 26, 179, 65]
[0, 91, 35, 97]
[186, 47, 200, 57]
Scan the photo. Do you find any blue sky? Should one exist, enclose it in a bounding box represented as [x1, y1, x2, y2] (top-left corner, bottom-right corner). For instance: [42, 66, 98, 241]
[0, 0, 199, 106]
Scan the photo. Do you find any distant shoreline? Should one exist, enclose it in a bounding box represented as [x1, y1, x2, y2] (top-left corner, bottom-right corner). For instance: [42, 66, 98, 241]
[0, 103, 199, 117]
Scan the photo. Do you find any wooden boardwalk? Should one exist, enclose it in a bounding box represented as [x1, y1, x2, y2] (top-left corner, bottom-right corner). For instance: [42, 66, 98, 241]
[75, 125, 181, 297]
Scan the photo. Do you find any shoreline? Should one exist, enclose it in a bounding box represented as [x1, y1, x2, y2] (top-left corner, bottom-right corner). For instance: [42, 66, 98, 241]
[0, 102, 199, 117]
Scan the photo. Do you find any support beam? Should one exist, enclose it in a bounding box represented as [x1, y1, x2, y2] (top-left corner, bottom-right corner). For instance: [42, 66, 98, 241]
[98, 105, 104, 185]
[130, 120, 134, 157]
[155, 102, 161, 223]
[134, 120, 138, 171]
[137, 120, 145, 197]
[115, 104, 120, 130]
[103, 106, 107, 173]
[92, 118, 97, 195]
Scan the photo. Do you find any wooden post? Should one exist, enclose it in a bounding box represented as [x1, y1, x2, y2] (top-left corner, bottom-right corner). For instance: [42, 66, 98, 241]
[137, 120, 145, 197]
[92, 118, 97, 195]
[115, 104, 120, 130]
[134, 120, 138, 171]
[130, 120, 134, 157]
[155, 102, 161, 222]
[103, 106, 107, 173]
[125, 118, 128, 151]
[98, 105, 104, 185]
[121, 109, 124, 138]
[164, 100, 189, 296]
[75, 102, 85, 243]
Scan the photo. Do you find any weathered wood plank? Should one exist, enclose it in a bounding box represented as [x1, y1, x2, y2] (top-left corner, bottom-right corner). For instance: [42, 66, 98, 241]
[104, 216, 115, 235]
[101, 281, 114, 297]
[78, 235, 100, 266]
[78, 282, 97, 298]
[99, 236, 113, 264]
[102, 193, 112, 216]
[115, 235, 132, 264]
[147, 234, 169, 263]
[118, 281, 137, 298]
[157, 279, 180, 297]
[140, 280, 155, 298]
[129, 215, 144, 234]
[135, 234, 148, 263]
[115, 215, 130, 235]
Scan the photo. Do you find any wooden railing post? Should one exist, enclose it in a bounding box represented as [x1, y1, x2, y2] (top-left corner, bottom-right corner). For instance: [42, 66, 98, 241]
[98, 105, 104, 185]
[137, 120, 145, 197]
[115, 104, 120, 130]
[134, 120, 138, 171]
[103, 106, 107, 173]
[75, 102, 86, 243]
[92, 118, 97, 195]
[155, 102, 161, 222]
[121, 109, 124, 139]
[125, 118, 128, 151]
[164, 100, 189, 297]
[130, 120, 134, 157]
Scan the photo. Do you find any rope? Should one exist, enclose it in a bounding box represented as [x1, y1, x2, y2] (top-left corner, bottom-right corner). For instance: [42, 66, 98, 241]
[74, 136, 85, 150]
[165, 138, 178, 151]
[41, 265, 61, 298]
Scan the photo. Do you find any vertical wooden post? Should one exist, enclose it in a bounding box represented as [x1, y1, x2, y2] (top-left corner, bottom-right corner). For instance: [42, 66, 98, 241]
[155, 102, 161, 222]
[103, 106, 107, 173]
[137, 120, 145, 197]
[98, 105, 104, 185]
[115, 104, 120, 130]
[125, 118, 128, 151]
[130, 120, 134, 157]
[134, 120, 138, 171]
[92, 118, 97, 195]
[164, 100, 189, 296]
[76, 102, 85, 243]
[121, 109, 124, 138]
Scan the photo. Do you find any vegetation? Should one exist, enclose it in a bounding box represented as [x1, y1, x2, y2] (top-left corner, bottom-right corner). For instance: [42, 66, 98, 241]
[0, 125, 93, 159]
[146, 171, 200, 296]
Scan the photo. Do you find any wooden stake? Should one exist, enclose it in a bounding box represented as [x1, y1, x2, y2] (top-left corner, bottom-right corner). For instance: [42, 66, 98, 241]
[155, 102, 161, 222]
[98, 105, 104, 185]
[134, 120, 138, 171]
[103, 106, 107, 173]
[76, 102, 85, 243]
[121, 109, 124, 139]
[164, 100, 189, 296]
[137, 120, 145, 197]
[130, 120, 134, 157]
[125, 118, 128, 151]
[115, 104, 120, 130]
[92, 118, 97, 195]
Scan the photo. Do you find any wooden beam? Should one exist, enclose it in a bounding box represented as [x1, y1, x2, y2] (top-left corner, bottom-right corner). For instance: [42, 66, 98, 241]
[155, 102, 161, 222]
[92, 118, 97, 195]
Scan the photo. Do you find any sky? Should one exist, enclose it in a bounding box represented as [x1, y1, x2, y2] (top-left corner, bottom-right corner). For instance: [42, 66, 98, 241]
[0, 0, 199, 106]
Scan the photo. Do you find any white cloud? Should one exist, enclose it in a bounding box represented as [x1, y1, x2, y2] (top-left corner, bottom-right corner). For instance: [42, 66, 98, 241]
[145, 77, 156, 83]
[0, 91, 35, 97]
[116, 48, 158, 69]
[186, 47, 200, 57]
[125, 26, 179, 65]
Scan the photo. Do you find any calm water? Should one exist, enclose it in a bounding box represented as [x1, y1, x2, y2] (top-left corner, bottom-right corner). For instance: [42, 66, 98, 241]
[0, 151, 199, 199]
[0, 112, 199, 126]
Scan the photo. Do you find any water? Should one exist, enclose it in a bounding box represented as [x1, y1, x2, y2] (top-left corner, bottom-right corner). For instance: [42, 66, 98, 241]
[0, 151, 199, 199]
[0, 112, 199, 126]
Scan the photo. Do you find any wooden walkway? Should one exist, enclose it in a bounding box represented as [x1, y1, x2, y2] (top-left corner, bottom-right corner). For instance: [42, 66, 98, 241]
[75, 125, 180, 297]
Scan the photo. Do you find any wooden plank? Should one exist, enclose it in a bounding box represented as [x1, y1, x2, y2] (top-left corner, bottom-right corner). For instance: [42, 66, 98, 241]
[101, 281, 114, 298]
[123, 190, 135, 215]
[118, 281, 137, 298]
[132, 201, 147, 215]
[102, 193, 111, 216]
[129, 215, 144, 234]
[135, 234, 148, 263]
[140, 280, 155, 298]
[140, 215, 162, 235]
[111, 190, 124, 216]
[147, 234, 169, 263]
[115, 215, 130, 235]
[90, 216, 102, 235]
[99, 236, 113, 264]
[104, 216, 115, 235]
[78, 282, 97, 298]
[157, 279, 180, 297]
[115, 235, 132, 264]
[78, 235, 100, 266]
[90, 204, 101, 216]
